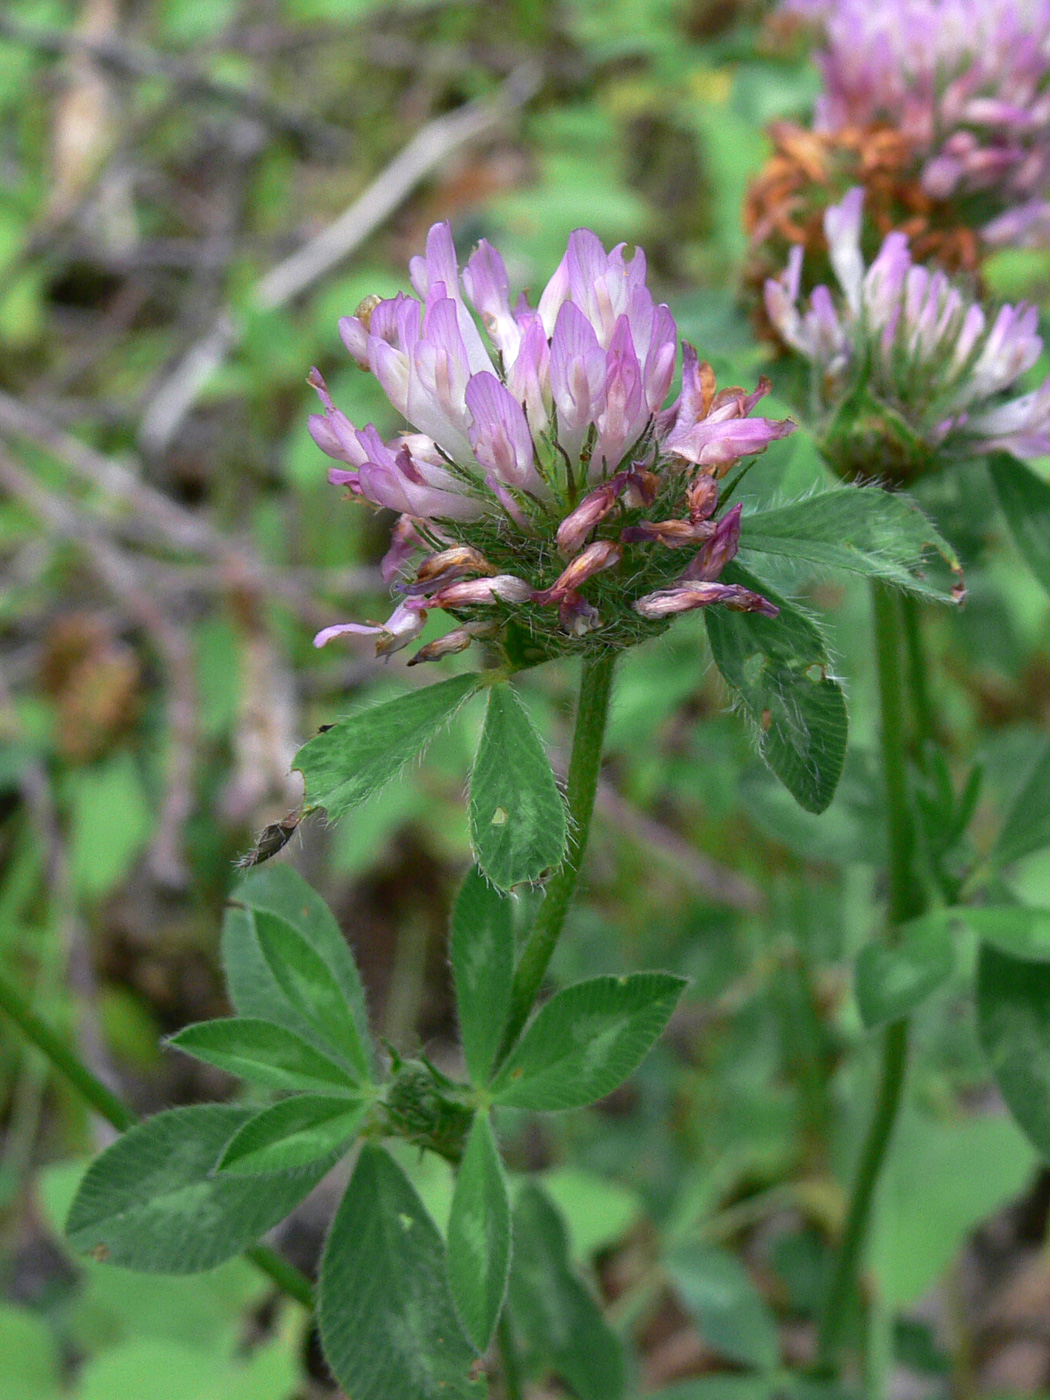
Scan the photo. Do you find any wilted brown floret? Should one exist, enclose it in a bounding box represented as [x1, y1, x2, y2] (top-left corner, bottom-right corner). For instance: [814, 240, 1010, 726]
[744, 121, 983, 340]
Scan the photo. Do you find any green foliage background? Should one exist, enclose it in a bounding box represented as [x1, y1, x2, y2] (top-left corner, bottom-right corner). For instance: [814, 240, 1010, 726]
[3, 0, 1050, 1395]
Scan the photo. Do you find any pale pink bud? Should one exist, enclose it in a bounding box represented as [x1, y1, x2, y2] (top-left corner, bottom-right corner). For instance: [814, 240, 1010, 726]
[682, 504, 743, 581]
[634, 581, 778, 619]
[407, 621, 498, 665]
[620, 518, 717, 547]
[536, 540, 622, 603]
[687, 474, 719, 522]
[432, 575, 533, 607]
[414, 545, 497, 587]
[556, 479, 624, 557]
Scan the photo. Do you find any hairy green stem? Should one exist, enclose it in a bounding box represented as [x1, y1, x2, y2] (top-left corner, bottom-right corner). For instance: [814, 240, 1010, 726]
[817, 583, 925, 1370]
[874, 586, 924, 931]
[498, 649, 616, 1061]
[0, 967, 314, 1311]
[901, 596, 935, 756]
[497, 1311, 525, 1400]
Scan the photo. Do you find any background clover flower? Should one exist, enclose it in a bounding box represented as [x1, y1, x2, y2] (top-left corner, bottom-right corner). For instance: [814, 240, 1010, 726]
[309, 224, 794, 663]
[765, 186, 1050, 480]
[785, 0, 1050, 246]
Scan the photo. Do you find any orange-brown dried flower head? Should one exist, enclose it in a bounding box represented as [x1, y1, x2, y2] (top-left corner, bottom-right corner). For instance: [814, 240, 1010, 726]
[744, 121, 983, 339]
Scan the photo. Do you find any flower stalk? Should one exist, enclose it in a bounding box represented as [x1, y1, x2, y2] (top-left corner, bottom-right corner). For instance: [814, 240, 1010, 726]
[497, 649, 616, 1064]
[816, 582, 926, 1370]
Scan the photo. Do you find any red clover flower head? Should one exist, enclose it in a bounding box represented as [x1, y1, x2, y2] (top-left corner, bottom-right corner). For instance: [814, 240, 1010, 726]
[765, 187, 1050, 479]
[785, 0, 1050, 245]
[310, 224, 795, 664]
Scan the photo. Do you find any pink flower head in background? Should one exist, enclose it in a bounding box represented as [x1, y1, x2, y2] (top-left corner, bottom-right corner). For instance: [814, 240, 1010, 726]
[782, 0, 1050, 246]
[310, 224, 795, 661]
[765, 187, 1050, 478]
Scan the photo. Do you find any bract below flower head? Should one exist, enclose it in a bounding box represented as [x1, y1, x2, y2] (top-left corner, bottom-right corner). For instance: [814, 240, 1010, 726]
[311, 224, 795, 665]
[783, 0, 1050, 246]
[764, 187, 1050, 480]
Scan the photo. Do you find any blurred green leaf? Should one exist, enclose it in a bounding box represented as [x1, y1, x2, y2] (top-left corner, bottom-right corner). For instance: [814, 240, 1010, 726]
[647, 1381, 776, 1400]
[99, 985, 163, 1070]
[68, 753, 153, 898]
[330, 772, 421, 876]
[508, 1183, 625, 1400]
[0, 1305, 59, 1400]
[76, 1329, 302, 1400]
[194, 618, 242, 740]
[872, 1110, 1037, 1306]
[956, 906, 1050, 960]
[989, 454, 1050, 601]
[78, 1338, 228, 1400]
[491, 973, 686, 1110]
[540, 1167, 644, 1262]
[978, 944, 1050, 1159]
[0, 266, 44, 345]
[667, 1244, 779, 1371]
[470, 682, 567, 890]
[688, 79, 766, 266]
[319, 1144, 482, 1400]
[991, 741, 1050, 868]
[854, 918, 954, 1030]
[740, 751, 885, 865]
[156, 0, 239, 43]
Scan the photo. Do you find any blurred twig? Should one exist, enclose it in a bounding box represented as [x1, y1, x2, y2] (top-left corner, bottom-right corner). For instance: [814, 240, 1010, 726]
[0, 389, 231, 558]
[0, 389, 381, 614]
[138, 62, 542, 454]
[596, 782, 765, 913]
[0, 666, 121, 1152]
[0, 444, 198, 885]
[0, 13, 347, 157]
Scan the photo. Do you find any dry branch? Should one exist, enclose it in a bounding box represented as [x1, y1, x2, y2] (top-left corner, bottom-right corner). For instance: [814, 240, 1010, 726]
[138, 62, 541, 454]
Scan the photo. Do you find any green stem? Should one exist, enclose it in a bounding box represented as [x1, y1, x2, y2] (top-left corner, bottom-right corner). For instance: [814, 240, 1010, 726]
[497, 1311, 525, 1400]
[245, 1245, 314, 1311]
[816, 583, 924, 1371]
[900, 595, 936, 765]
[0, 968, 135, 1132]
[874, 586, 924, 932]
[817, 1019, 909, 1370]
[498, 649, 616, 1062]
[0, 967, 314, 1311]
